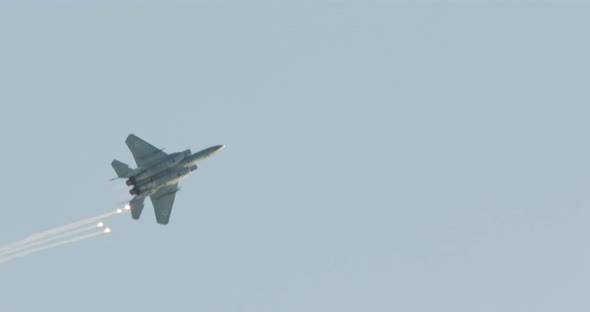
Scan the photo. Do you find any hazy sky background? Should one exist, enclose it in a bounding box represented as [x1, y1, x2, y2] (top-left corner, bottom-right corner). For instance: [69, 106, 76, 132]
[1, 1, 589, 311]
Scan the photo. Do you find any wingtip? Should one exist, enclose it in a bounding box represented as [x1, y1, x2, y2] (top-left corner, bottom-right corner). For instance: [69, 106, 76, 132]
[125, 134, 134, 144]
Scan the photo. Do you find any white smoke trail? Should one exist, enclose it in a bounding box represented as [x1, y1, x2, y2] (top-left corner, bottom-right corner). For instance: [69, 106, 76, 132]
[0, 230, 107, 264]
[0, 209, 123, 252]
[0, 224, 99, 257]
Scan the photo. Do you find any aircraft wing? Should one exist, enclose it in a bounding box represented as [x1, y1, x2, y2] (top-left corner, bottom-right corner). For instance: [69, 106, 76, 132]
[150, 184, 178, 225]
[125, 134, 168, 167]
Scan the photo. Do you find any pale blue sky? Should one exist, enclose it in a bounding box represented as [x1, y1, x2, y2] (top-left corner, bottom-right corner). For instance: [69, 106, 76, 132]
[1, 1, 589, 311]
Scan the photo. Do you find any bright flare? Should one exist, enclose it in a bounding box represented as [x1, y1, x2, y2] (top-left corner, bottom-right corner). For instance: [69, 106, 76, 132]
[124, 204, 131, 210]
[104, 228, 111, 233]
[97, 222, 104, 227]
[0, 207, 124, 254]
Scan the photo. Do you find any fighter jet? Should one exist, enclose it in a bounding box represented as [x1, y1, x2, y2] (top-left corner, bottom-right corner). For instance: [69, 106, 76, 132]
[111, 134, 224, 225]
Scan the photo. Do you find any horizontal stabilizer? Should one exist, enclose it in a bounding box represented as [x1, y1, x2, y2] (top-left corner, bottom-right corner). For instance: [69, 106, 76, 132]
[111, 160, 133, 178]
[129, 196, 146, 220]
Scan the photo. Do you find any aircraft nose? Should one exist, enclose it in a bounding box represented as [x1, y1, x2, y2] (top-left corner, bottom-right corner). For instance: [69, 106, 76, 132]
[210, 144, 224, 154]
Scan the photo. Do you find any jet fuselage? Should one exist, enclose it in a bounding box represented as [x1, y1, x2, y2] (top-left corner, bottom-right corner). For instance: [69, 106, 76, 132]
[127, 145, 224, 196]
[127, 150, 191, 185]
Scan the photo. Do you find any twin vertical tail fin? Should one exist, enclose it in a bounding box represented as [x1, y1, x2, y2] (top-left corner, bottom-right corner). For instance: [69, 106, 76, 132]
[111, 160, 134, 178]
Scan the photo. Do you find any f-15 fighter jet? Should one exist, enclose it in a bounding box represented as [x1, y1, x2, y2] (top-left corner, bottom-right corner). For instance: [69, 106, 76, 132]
[111, 134, 224, 225]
